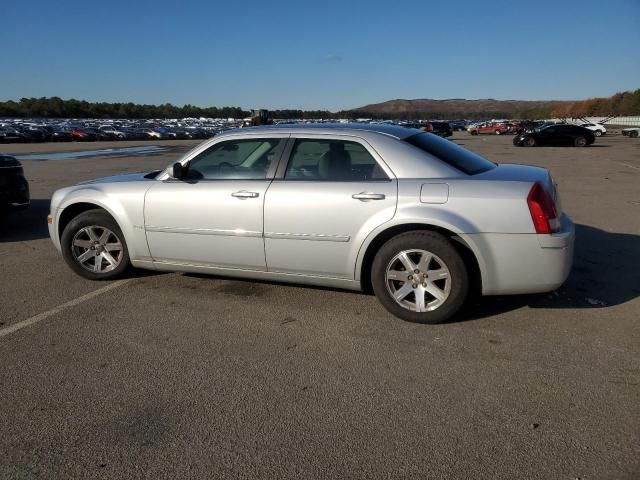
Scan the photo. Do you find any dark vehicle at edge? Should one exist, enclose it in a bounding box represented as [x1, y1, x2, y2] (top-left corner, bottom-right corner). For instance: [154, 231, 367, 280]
[513, 124, 595, 147]
[0, 154, 30, 216]
[429, 121, 453, 138]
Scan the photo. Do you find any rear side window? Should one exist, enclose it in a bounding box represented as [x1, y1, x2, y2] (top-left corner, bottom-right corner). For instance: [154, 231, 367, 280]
[285, 139, 388, 181]
[404, 133, 495, 175]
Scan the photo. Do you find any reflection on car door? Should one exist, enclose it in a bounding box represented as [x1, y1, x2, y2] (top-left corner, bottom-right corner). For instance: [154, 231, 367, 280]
[144, 135, 288, 269]
[264, 136, 397, 279]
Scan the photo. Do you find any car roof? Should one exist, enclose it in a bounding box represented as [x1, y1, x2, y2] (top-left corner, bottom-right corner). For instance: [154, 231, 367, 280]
[219, 122, 418, 140]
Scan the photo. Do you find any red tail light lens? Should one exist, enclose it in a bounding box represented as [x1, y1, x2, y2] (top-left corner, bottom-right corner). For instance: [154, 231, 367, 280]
[527, 182, 559, 234]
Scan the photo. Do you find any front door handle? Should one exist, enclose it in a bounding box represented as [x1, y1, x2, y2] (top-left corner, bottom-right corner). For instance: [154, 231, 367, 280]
[232, 191, 259, 199]
[352, 192, 386, 201]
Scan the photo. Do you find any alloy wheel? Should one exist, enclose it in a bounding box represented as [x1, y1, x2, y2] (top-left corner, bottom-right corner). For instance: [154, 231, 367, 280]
[71, 225, 123, 273]
[385, 249, 451, 312]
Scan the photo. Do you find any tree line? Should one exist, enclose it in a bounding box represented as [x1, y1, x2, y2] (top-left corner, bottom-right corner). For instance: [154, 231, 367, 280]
[1, 90, 638, 120]
[550, 89, 640, 118]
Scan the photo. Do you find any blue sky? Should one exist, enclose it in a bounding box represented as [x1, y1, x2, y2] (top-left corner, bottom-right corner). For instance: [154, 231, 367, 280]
[2, 0, 639, 110]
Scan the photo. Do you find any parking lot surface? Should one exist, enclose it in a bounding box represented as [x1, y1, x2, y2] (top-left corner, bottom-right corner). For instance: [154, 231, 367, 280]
[1, 134, 639, 479]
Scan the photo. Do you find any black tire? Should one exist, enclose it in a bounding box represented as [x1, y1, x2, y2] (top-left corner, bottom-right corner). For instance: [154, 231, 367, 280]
[371, 231, 469, 324]
[470, 131, 478, 136]
[630, 130, 639, 138]
[594, 130, 602, 137]
[574, 136, 587, 147]
[61, 209, 130, 280]
[525, 136, 536, 147]
[513, 136, 522, 146]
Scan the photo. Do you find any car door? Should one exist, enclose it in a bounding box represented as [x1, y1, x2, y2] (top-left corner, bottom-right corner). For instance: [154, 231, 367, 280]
[144, 135, 288, 269]
[537, 126, 559, 146]
[263, 136, 397, 279]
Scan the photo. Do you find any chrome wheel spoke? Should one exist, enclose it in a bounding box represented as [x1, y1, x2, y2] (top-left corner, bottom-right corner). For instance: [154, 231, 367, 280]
[93, 255, 103, 272]
[86, 227, 99, 242]
[73, 238, 92, 248]
[393, 282, 413, 302]
[104, 242, 122, 252]
[427, 268, 449, 281]
[414, 287, 426, 312]
[426, 284, 446, 302]
[386, 270, 407, 282]
[397, 252, 416, 272]
[416, 252, 432, 272]
[76, 249, 95, 263]
[98, 229, 111, 244]
[102, 251, 118, 267]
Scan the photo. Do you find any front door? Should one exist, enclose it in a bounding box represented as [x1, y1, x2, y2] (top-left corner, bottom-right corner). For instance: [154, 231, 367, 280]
[264, 136, 397, 279]
[144, 136, 287, 269]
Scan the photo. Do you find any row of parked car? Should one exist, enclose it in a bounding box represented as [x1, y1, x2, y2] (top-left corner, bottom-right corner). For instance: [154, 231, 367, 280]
[0, 120, 228, 143]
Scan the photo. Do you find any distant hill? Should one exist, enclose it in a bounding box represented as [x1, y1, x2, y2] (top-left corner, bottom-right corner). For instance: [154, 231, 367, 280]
[349, 98, 573, 119]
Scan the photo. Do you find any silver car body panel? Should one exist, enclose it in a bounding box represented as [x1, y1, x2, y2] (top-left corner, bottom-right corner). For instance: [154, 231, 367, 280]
[49, 124, 575, 296]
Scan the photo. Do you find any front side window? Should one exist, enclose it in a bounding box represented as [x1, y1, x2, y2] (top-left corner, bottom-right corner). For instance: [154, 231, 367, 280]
[186, 138, 284, 180]
[284, 139, 388, 181]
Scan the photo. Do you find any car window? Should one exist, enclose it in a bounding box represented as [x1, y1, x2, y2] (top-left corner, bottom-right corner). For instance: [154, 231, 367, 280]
[186, 138, 284, 180]
[284, 139, 388, 181]
[404, 132, 495, 175]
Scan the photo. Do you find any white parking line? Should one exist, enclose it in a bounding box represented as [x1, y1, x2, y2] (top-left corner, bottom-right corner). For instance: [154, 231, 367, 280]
[0, 279, 131, 339]
[620, 162, 640, 171]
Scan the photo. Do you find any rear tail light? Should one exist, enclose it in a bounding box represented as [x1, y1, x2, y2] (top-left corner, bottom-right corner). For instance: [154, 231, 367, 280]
[527, 181, 559, 234]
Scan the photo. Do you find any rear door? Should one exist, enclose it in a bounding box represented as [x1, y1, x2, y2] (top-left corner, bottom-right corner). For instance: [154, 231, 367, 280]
[263, 135, 397, 279]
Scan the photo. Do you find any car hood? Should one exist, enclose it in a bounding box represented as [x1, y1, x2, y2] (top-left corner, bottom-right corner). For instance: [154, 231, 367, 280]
[77, 171, 160, 185]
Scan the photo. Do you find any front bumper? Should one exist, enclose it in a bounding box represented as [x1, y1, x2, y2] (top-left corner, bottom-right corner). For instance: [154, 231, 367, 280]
[468, 213, 575, 296]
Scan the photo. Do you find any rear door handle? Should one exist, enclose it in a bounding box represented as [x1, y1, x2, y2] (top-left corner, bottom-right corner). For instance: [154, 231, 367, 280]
[232, 191, 259, 199]
[352, 192, 386, 201]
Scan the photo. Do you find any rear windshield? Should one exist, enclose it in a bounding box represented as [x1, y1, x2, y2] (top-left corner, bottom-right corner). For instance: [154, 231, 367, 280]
[404, 132, 495, 175]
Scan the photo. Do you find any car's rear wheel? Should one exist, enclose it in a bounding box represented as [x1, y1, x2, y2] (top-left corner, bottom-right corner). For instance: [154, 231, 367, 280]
[61, 209, 130, 280]
[525, 136, 536, 147]
[371, 231, 469, 324]
[630, 130, 639, 138]
[574, 136, 587, 147]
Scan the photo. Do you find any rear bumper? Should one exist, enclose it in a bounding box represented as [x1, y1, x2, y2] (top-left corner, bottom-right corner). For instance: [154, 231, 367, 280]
[0, 175, 30, 212]
[469, 214, 575, 295]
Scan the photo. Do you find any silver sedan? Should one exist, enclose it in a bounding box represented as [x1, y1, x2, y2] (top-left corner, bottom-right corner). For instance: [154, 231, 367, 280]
[48, 124, 575, 323]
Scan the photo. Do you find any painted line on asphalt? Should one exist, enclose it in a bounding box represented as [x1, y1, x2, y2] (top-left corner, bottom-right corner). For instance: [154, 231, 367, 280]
[620, 162, 640, 171]
[0, 279, 131, 339]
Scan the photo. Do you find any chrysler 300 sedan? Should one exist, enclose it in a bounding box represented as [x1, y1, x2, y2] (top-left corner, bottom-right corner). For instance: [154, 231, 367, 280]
[48, 124, 574, 323]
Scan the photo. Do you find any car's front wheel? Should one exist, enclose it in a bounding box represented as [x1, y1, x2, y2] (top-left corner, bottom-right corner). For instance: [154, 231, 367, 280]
[371, 231, 469, 324]
[61, 209, 130, 280]
[574, 136, 587, 147]
[594, 130, 602, 137]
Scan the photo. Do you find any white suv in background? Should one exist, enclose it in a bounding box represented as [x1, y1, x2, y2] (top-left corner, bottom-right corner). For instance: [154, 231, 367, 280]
[580, 123, 607, 136]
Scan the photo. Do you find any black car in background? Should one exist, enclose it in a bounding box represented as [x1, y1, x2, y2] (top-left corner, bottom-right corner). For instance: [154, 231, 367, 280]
[429, 121, 453, 138]
[0, 127, 26, 143]
[0, 154, 30, 216]
[513, 124, 595, 147]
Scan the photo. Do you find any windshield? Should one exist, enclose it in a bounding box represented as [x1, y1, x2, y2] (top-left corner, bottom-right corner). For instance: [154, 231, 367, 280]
[404, 132, 496, 175]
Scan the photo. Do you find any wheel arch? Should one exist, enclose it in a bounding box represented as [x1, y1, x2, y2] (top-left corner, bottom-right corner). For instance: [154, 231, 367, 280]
[58, 201, 121, 240]
[357, 222, 483, 296]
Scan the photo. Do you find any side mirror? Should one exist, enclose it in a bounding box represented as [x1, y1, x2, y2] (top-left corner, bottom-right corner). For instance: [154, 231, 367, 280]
[172, 162, 186, 180]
